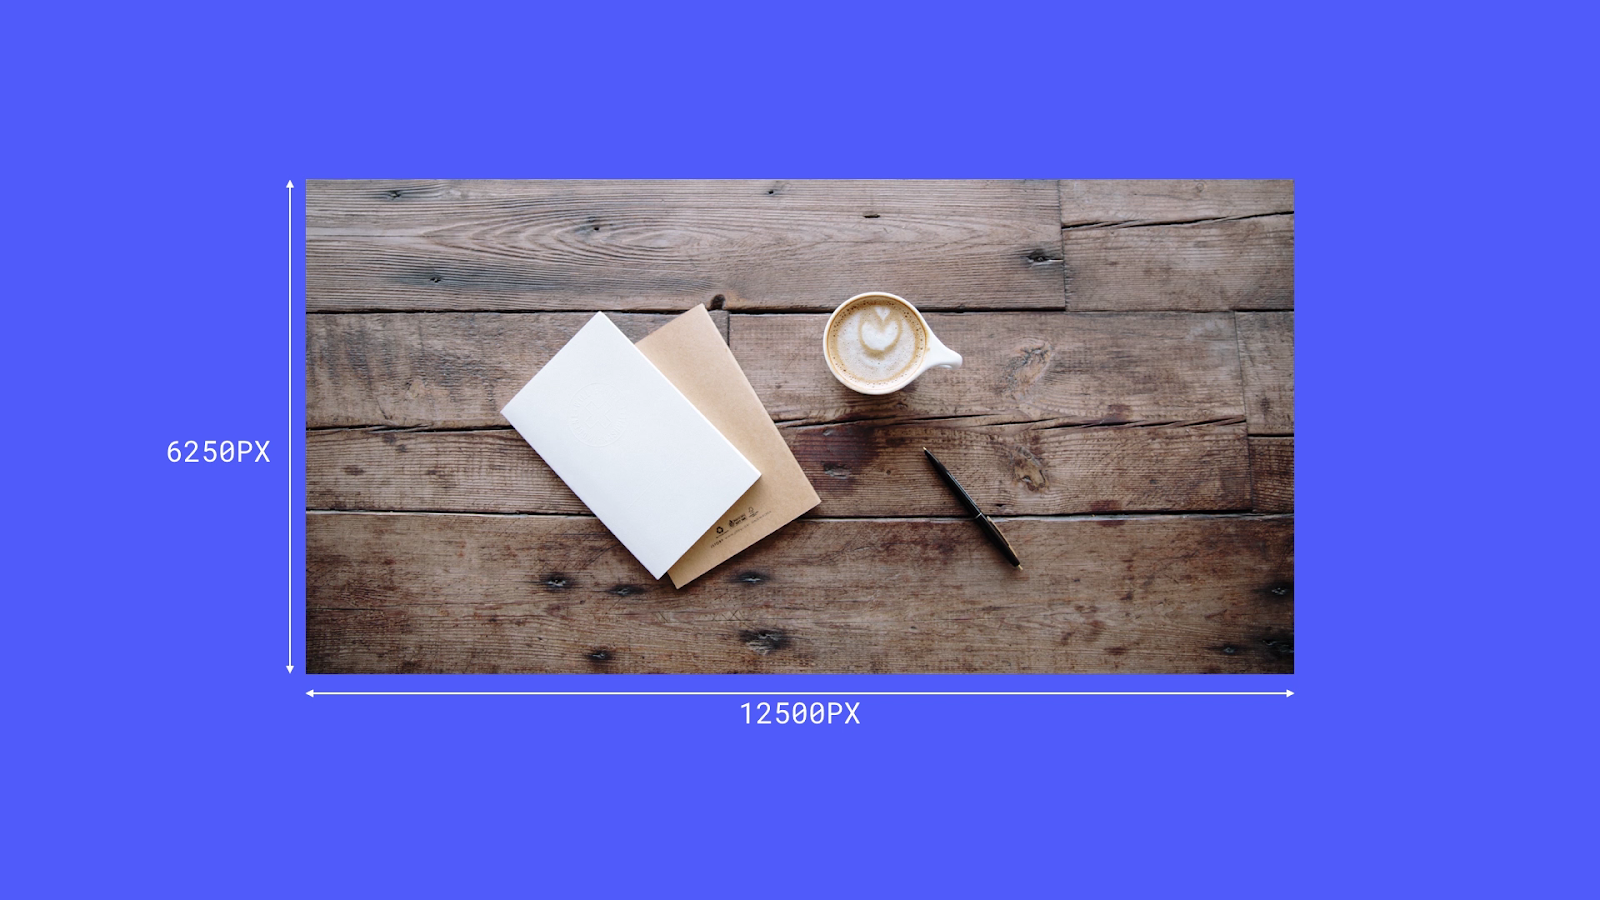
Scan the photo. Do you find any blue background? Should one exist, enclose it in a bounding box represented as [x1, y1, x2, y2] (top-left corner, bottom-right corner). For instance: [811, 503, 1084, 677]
[8, 4, 1589, 896]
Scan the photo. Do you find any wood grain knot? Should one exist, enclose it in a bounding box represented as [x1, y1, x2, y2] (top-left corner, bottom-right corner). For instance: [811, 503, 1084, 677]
[609, 584, 646, 597]
[1011, 446, 1049, 492]
[1005, 344, 1051, 395]
[1260, 633, 1294, 659]
[543, 574, 571, 591]
[739, 629, 789, 655]
[734, 571, 769, 585]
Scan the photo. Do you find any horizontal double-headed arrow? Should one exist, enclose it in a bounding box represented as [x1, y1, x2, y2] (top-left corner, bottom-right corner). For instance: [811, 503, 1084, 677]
[308, 690, 1292, 697]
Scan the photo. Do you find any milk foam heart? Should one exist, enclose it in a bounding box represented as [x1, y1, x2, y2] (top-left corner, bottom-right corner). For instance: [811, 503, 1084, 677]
[827, 298, 925, 385]
[860, 306, 901, 352]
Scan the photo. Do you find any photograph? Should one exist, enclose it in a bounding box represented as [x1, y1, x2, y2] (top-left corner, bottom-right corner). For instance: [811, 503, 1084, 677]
[305, 179, 1294, 673]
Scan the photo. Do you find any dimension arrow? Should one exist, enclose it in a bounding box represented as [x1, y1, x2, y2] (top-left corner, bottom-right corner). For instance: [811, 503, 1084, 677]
[308, 690, 1292, 697]
[286, 179, 294, 675]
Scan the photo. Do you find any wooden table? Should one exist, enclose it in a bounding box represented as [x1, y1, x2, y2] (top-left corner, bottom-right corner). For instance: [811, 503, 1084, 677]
[306, 180, 1294, 674]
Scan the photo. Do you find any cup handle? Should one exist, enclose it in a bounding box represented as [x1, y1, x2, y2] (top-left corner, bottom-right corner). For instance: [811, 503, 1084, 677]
[925, 336, 963, 370]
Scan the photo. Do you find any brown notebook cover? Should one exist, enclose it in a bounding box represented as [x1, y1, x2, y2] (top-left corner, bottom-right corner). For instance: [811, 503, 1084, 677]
[635, 306, 821, 587]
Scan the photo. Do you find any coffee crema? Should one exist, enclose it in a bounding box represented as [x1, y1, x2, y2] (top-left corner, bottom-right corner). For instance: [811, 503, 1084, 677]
[826, 298, 926, 386]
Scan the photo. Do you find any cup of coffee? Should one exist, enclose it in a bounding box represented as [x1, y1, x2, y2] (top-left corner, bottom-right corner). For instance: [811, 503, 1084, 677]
[823, 292, 963, 394]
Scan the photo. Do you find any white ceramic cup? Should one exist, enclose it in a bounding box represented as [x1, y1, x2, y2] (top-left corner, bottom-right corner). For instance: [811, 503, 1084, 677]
[823, 292, 963, 394]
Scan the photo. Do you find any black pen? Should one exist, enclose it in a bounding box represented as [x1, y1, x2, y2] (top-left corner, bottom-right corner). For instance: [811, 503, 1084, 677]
[923, 448, 1022, 569]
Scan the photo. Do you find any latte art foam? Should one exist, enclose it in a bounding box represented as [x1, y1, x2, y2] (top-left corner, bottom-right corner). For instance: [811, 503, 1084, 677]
[828, 300, 924, 385]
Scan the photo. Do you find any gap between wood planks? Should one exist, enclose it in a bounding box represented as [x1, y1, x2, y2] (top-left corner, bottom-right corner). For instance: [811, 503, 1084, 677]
[773, 414, 1247, 430]
[306, 306, 1293, 316]
[303, 305, 1073, 315]
[305, 416, 1252, 434]
[1059, 210, 1294, 231]
[303, 509, 1293, 522]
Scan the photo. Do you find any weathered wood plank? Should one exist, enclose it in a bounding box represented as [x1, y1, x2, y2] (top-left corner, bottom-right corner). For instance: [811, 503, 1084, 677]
[1237, 312, 1294, 434]
[1060, 179, 1292, 224]
[307, 512, 1293, 673]
[1062, 215, 1294, 311]
[308, 429, 580, 512]
[307, 311, 1243, 428]
[306, 180, 1064, 312]
[307, 422, 1251, 516]
[1250, 438, 1294, 512]
[734, 312, 1244, 425]
[793, 419, 1249, 515]
[305, 311, 724, 428]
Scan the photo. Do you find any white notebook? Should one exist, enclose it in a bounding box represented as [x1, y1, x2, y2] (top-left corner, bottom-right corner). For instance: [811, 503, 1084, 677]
[499, 313, 760, 579]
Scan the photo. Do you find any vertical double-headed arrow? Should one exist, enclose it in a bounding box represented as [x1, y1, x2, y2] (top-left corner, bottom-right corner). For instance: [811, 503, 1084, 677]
[287, 180, 294, 674]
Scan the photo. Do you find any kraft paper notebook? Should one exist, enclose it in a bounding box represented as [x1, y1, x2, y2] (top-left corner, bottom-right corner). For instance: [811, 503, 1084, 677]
[635, 305, 821, 587]
[499, 313, 759, 580]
